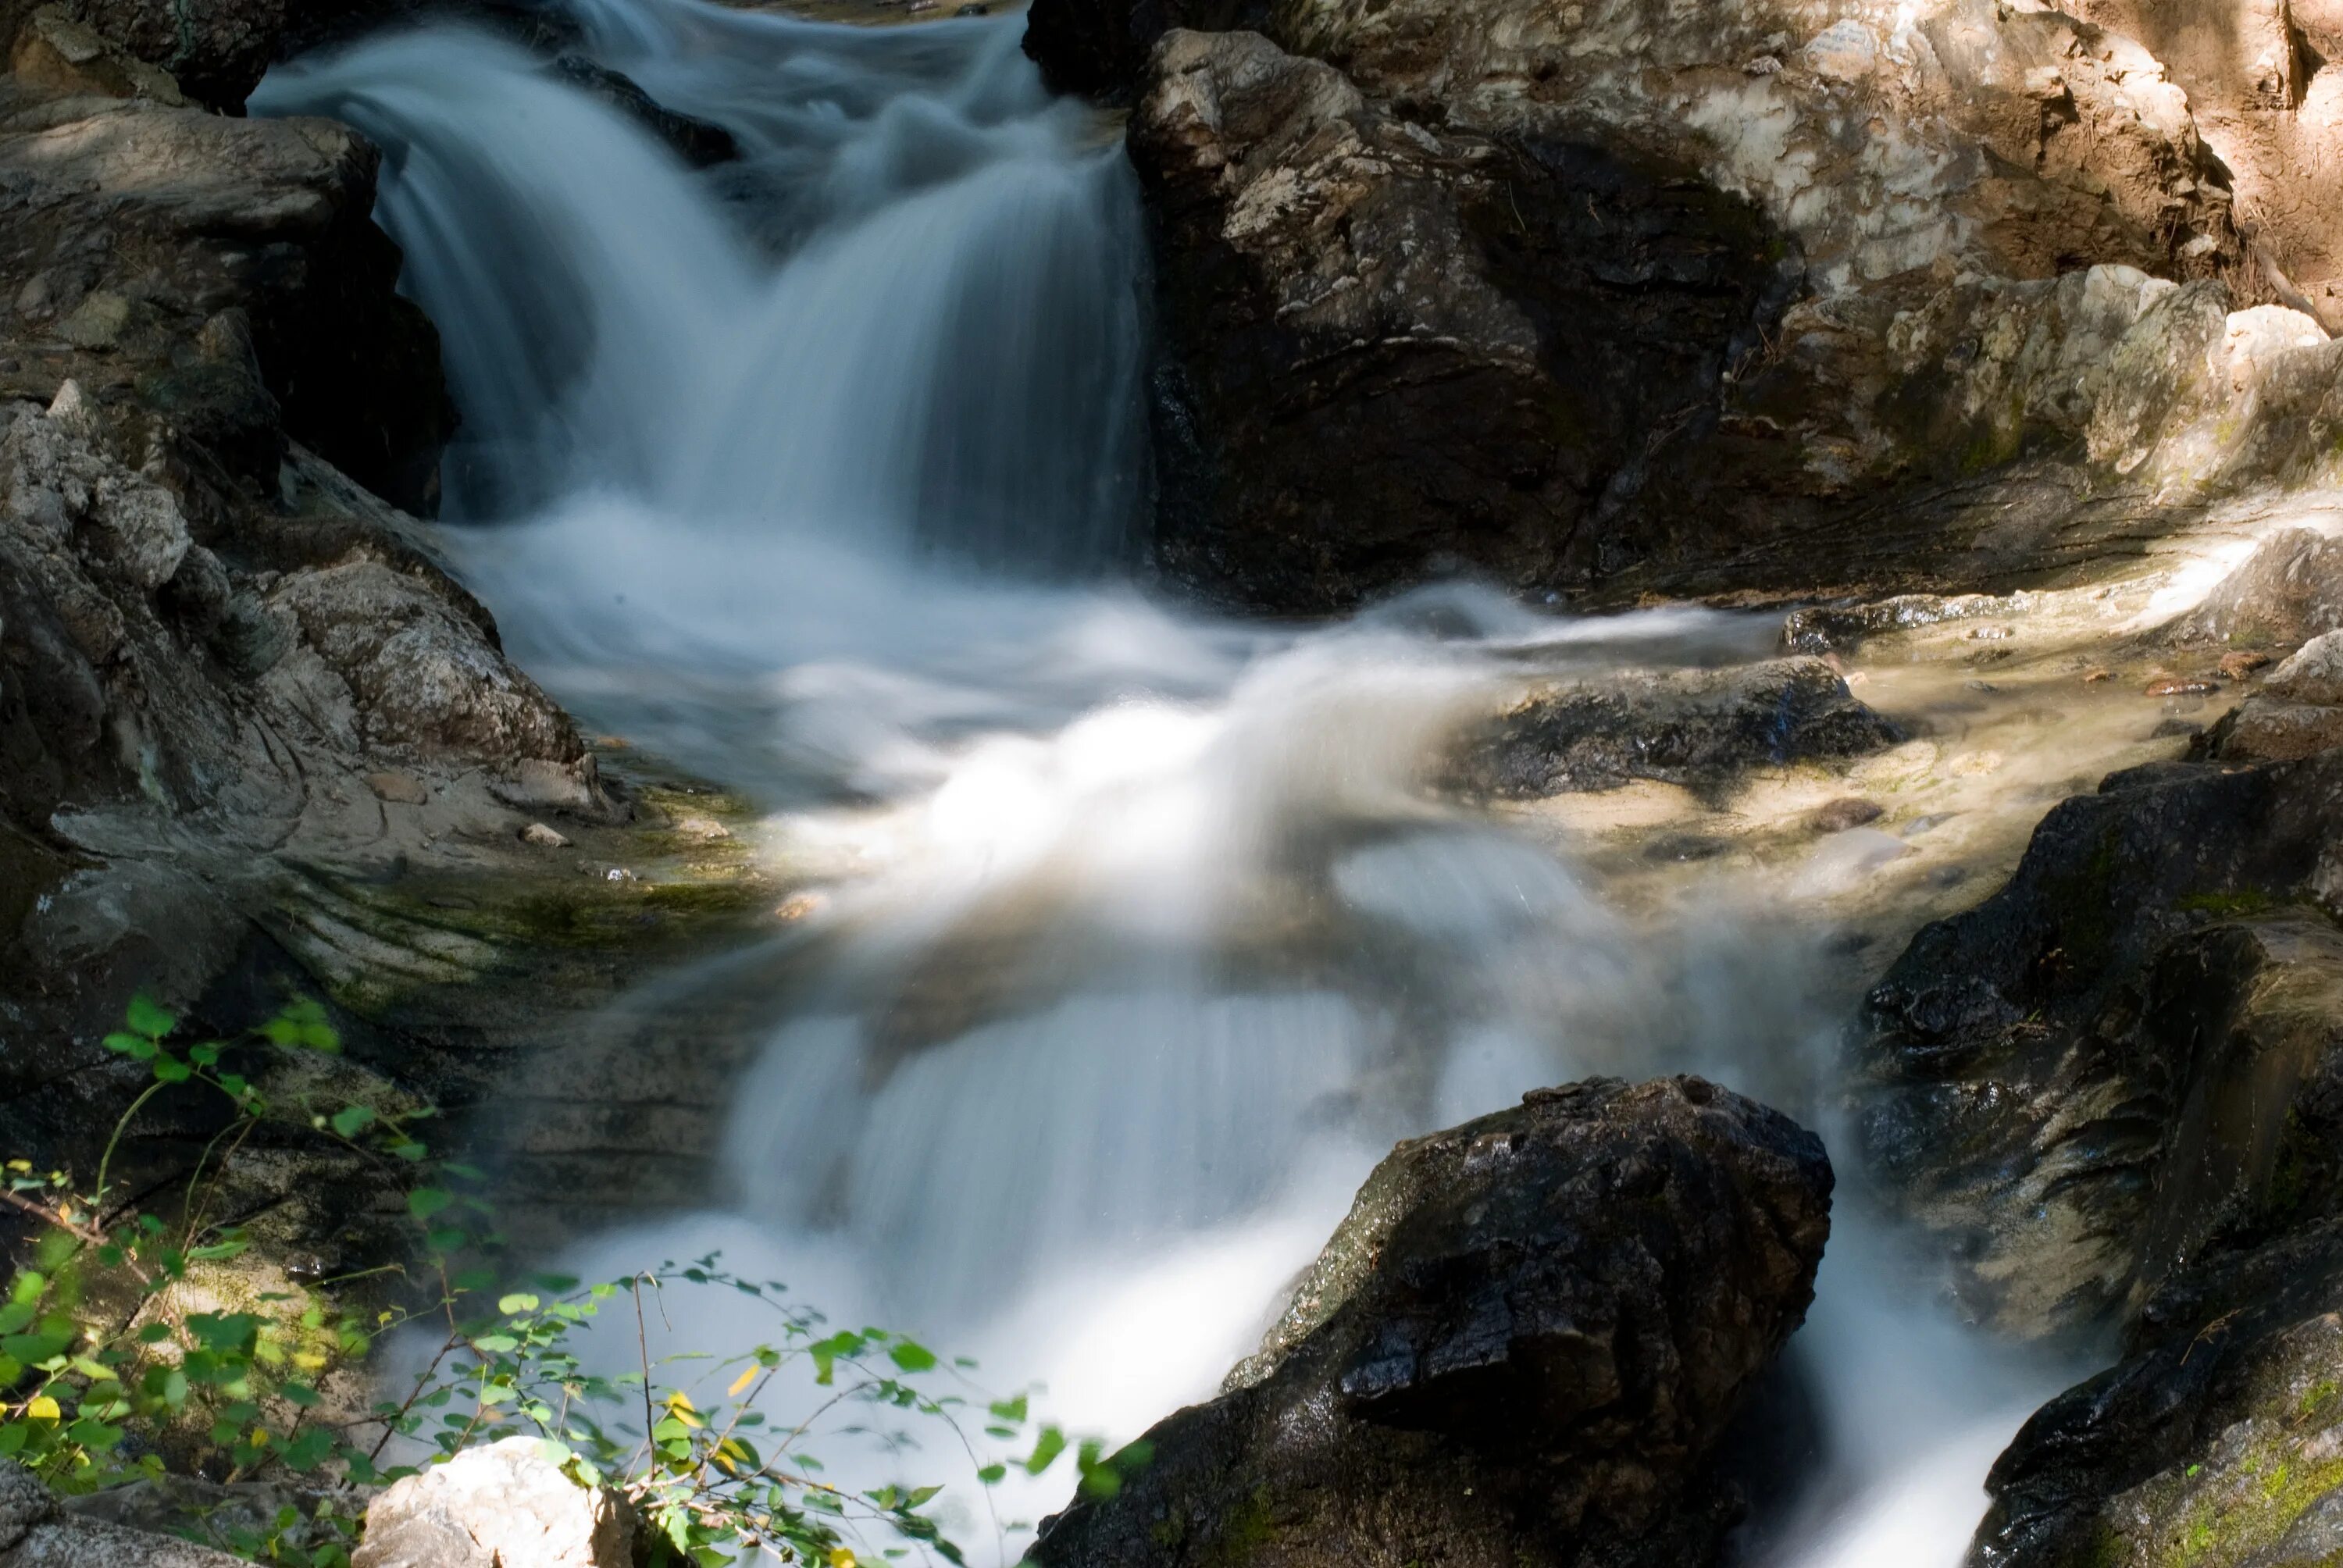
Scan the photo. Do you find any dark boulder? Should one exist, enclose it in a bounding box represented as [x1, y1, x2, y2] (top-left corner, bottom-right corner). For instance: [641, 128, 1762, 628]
[1131, 30, 1792, 614]
[547, 55, 736, 167]
[1855, 750, 2343, 1341]
[1452, 657, 1901, 800]
[1029, 1075, 1834, 1568]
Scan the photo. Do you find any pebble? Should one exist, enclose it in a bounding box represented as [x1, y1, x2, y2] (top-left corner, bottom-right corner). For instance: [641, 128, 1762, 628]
[1965, 625, 2013, 640]
[366, 770, 429, 805]
[2145, 675, 2220, 697]
[673, 815, 731, 841]
[776, 891, 828, 921]
[1812, 797, 1884, 832]
[2082, 668, 2113, 683]
[520, 822, 570, 848]
[2219, 650, 2272, 680]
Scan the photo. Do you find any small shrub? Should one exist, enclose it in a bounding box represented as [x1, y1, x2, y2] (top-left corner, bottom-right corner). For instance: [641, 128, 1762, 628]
[0, 996, 1123, 1565]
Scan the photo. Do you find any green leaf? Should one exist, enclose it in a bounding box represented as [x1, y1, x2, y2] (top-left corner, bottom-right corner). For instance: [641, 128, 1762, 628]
[1024, 1427, 1067, 1475]
[976, 1463, 1006, 1485]
[125, 995, 175, 1039]
[330, 1106, 376, 1138]
[408, 1188, 453, 1221]
[152, 1057, 192, 1084]
[887, 1339, 937, 1374]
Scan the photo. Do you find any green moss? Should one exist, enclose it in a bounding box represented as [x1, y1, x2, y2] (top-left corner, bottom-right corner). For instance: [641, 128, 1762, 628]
[2176, 889, 2278, 919]
[1205, 1485, 1278, 1567]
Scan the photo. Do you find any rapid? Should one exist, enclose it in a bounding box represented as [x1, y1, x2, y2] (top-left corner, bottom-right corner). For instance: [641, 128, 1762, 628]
[255, 5, 2077, 1559]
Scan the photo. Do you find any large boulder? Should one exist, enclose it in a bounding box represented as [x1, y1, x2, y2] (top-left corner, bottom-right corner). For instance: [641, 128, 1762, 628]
[1029, 1076, 1833, 1568]
[0, 82, 449, 515]
[1132, 30, 1792, 610]
[1854, 750, 2343, 1339]
[1040, 0, 2241, 285]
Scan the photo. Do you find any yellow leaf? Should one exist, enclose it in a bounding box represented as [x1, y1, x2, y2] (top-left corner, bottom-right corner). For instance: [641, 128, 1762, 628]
[726, 1367, 758, 1399]
[250, 1427, 269, 1447]
[829, 1552, 856, 1568]
[292, 1352, 327, 1370]
[4, 1159, 27, 1172]
[25, 1396, 60, 1421]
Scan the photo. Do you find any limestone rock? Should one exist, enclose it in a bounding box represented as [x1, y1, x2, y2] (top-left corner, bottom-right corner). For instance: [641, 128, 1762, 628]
[1029, 1077, 1832, 1568]
[351, 1438, 634, 1568]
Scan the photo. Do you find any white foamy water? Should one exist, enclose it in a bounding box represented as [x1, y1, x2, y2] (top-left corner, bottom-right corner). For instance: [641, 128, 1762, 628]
[259, 3, 2067, 1559]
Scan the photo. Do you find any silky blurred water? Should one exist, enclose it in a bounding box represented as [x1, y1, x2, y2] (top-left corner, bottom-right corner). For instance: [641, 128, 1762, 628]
[259, 8, 2063, 1559]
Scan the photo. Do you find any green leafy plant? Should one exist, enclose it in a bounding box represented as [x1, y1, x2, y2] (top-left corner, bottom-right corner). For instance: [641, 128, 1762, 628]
[0, 996, 1132, 1566]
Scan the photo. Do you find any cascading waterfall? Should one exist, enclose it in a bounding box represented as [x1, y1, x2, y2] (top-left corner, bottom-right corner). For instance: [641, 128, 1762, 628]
[259, 5, 2068, 1559]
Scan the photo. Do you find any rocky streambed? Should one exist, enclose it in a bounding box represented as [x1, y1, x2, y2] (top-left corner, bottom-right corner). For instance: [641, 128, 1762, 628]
[7, 0, 2343, 1563]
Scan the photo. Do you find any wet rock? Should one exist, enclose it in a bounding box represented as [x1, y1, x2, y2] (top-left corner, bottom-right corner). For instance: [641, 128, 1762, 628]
[1455, 658, 1900, 799]
[1811, 797, 1883, 832]
[520, 821, 570, 848]
[2145, 674, 2220, 696]
[2178, 528, 2343, 650]
[1029, 1077, 1833, 1568]
[1855, 750, 2343, 1341]
[547, 55, 736, 166]
[351, 1438, 633, 1568]
[1974, 1228, 2343, 1566]
[2218, 649, 2273, 680]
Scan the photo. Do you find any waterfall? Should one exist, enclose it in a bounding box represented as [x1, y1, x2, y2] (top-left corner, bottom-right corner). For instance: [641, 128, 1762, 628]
[258, 4, 2063, 1559]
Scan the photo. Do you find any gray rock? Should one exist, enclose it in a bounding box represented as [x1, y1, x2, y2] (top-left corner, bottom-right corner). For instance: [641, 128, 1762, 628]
[1029, 1077, 1832, 1568]
[0, 1462, 248, 1568]
[2263, 628, 2343, 707]
[70, 0, 286, 110]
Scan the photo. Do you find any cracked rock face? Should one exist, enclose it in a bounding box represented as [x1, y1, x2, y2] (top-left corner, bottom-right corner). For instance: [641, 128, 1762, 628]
[1029, 1076, 1833, 1568]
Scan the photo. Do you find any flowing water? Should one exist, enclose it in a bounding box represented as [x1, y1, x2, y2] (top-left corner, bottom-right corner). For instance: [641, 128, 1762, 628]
[258, 5, 2091, 1559]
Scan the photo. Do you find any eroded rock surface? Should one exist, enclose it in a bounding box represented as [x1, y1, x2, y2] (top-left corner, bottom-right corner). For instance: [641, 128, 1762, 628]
[1029, 1076, 1833, 1568]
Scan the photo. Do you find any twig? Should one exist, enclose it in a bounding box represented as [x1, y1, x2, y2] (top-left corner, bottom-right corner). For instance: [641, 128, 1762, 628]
[634, 1274, 658, 1455]
[1, 1185, 111, 1248]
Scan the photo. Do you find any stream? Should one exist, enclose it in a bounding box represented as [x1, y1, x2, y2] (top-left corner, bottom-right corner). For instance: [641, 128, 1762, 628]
[257, 4, 2093, 1559]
